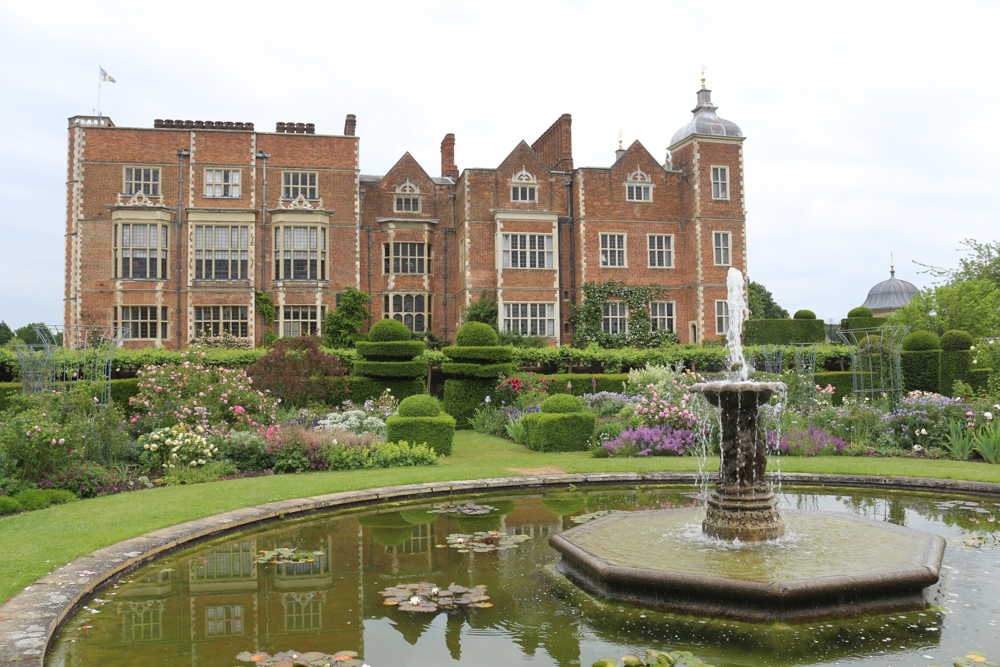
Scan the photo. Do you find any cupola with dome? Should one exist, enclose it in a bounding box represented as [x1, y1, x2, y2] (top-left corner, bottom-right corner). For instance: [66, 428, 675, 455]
[859, 266, 920, 317]
[669, 81, 743, 147]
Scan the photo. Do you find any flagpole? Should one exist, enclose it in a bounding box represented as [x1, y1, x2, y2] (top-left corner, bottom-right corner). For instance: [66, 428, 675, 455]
[97, 66, 102, 118]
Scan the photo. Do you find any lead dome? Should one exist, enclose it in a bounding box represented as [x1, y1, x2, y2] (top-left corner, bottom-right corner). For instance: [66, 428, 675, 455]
[670, 87, 743, 146]
[860, 267, 919, 316]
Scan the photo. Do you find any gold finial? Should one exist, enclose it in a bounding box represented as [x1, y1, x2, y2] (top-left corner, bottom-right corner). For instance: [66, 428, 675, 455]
[618, 128, 623, 149]
[701, 63, 706, 88]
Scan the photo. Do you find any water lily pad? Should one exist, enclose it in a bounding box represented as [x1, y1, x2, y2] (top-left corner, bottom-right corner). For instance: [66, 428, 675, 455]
[430, 502, 498, 515]
[253, 547, 318, 565]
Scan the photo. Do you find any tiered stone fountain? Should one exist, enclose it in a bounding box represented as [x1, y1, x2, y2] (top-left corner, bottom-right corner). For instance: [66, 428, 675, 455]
[550, 269, 945, 622]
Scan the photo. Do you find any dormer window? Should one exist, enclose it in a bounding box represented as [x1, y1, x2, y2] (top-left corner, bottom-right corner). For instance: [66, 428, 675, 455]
[624, 166, 653, 202]
[394, 179, 421, 213]
[510, 167, 537, 203]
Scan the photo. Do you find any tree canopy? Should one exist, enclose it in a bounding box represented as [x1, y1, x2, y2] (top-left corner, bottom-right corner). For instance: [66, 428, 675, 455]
[747, 281, 789, 320]
[917, 239, 1000, 289]
[887, 279, 1000, 338]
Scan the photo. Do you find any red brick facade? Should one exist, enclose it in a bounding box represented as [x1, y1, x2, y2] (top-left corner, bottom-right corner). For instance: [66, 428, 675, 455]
[65, 89, 746, 348]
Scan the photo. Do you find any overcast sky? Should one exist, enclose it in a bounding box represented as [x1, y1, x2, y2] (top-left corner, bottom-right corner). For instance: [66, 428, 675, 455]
[0, 0, 997, 331]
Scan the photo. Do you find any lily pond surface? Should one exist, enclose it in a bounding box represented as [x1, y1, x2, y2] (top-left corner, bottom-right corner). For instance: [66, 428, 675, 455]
[47, 486, 1000, 667]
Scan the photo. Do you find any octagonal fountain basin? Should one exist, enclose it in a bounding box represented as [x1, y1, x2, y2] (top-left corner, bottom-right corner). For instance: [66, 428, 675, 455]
[550, 508, 945, 623]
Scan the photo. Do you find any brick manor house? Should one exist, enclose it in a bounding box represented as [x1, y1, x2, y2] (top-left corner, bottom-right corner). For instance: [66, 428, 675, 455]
[64, 85, 747, 348]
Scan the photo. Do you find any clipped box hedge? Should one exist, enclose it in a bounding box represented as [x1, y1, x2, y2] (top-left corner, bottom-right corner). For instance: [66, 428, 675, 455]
[353, 359, 429, 378]
[536, 373, 630, 396]
[941, 350, 973, 397]
[385, 414, 456, 456]
[744, 319, 826, 345]
[354, 341, 427, 360]
[840, 317, 888, 330]
[522, 412, 596, 452]
[443, 378, 495, 429]
[441, 362, 516, 378]
[900, 350, 940, 393]
[346, 377, 426, 405]
[439, 346, 515, 363]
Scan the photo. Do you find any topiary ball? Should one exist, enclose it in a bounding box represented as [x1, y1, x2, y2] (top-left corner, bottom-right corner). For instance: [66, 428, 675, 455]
[902, 330, 941, 351]
[940, 330, 974, 351]
[369, 319, 412, 342]
[793, 310, 817, 319]
[398, 394, 441, 417]
[455, 322, 499, 347]
[847, 306, 873, 318]
[541, 394, 583, 413]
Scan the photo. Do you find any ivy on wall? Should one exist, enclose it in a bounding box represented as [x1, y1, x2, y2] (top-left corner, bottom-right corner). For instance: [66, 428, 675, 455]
[569, 280, 679, 348]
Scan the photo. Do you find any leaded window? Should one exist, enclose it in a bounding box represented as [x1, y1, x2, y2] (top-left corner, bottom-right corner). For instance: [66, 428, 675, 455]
[600, 233, 626, 267]
[602, 302, 627, 334]
[114, 223, 169, 279]
[650, 301, 675, 332]
[716, 300, 730, 335]
[193, 306, 249, 338]
[384, 243, 431, 274]
[712, 166, 729, 200]
[274, 225, 326, 280]
[282, 171, 317, 200]
[278, 305, 325, 338]
[124, 167, 160, 196]
[501, 233, 553, 269]
[206, 606, 243, 637]
[648, 234, 673, 268]
[194, 225, 250, 280]
[503, 302, 555, 337]
[714, 231, 731, 266]
[204, 169, 240, 197]
[384, 293, 431, 333]
[114, 306, 168, 340]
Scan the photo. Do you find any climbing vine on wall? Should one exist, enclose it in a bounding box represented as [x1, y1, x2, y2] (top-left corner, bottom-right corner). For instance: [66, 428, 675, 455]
[255, 290, 277, 346]
[569, 280, 679, 349]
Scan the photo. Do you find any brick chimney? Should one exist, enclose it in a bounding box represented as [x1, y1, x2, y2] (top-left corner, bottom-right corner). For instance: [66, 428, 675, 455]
[344, 114, 356, 136]
[441, 133, 458, 179]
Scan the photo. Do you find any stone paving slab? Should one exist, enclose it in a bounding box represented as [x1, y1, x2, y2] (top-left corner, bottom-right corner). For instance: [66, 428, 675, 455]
[3, 472, 1000, 665]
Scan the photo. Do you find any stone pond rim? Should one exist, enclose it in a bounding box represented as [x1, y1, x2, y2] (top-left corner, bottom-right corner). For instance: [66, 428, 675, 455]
[548, 508, 946, 624]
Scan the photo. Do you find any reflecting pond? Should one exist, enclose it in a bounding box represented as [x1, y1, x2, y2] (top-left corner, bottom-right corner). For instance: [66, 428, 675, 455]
[46, 487, 1000, 666]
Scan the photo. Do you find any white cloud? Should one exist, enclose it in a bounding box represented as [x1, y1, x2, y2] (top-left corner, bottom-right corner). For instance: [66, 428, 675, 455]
[0, 0, 998, 331]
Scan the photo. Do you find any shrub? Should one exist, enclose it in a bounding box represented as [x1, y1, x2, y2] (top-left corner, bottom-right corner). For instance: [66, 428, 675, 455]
[324, 286, 371, 348]
[398, 395, 441, 417]
[164, 460, 239, 485]
[542, 394, 582, 413]
[317, 409, 387, 437]
[541, 374, 631, 396]
[42, 489, 78, 505]
[941, 330, 974, 351]
[323, 440, 441, 470]
[13, 489, 52, 511]
[440, 362, 514, 377]
[901, 350, 941, 393]
[597, 425, 699, 458]
[217, 432, 275, 471]
[793, 310, 816, 319]
[139, 425, 219, 469]
[848, 307, 873, 318]
[355, 340, 426, 359]
[455, 322, 499, 347]
[902, 331, 941, 351]
[0, 476, 37, 497]
[522, 412, 596, 452]
[767, 425, 847, 455]
[443, 378, 494, 429]
[441, 346, 515, 363]
[38, 461, 119, 498]
[0, 496, 20, 515]
[353, 359, 429, 378]
[368, 319, 412, 342]
[744, 319, 825, 345]
[249, 337, 350, 408]
[385, 414, 457, 456]
[346, 377, 426, 405]
[131, 352, 279, 434]
[265, 424, 333, 473]
[188, 331, 253, 350]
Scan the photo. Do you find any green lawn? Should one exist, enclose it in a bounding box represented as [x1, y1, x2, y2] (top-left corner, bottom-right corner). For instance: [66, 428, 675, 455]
[3, 430, 1000, 603]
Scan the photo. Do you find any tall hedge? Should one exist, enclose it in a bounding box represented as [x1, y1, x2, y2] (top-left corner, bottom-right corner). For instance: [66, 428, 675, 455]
[442, 323, 514, 429]
[744, 319, 825, 345]
[352, 320, 428, 401]
[900, 351, 940, 393]
[840, 316, 888, 330]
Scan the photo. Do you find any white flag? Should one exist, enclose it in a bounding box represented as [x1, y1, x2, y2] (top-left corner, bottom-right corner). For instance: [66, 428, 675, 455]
[100, 67, 116, 83]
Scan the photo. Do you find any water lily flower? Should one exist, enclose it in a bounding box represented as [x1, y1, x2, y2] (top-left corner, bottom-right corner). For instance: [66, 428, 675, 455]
[409, 596, 421, 605]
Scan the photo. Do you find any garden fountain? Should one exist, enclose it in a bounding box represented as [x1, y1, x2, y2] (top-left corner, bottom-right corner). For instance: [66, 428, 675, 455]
[550, 268, 945, 622]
